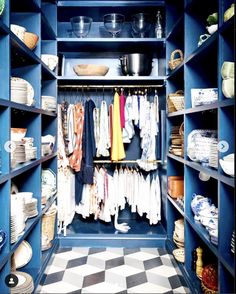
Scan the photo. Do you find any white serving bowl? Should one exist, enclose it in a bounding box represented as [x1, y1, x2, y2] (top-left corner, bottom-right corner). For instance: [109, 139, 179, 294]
[222, 78, 235, 98]
[41, 54, 58, 71]
[206, 24, 218, 35]
[219, 157, 234, 177]
[221, 61, 234, 79]
[11, 128, 27, 141]
[10, 24, 26, 41]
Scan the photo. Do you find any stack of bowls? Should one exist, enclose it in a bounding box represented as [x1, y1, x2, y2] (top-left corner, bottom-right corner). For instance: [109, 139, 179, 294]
[173, 218, 184, 248]
[11, 78, 28, 105]
[41, 95, 57, 112]
[10, 271, 34, 294]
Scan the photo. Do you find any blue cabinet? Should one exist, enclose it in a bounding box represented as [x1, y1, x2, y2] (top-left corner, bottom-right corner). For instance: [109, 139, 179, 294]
[166, 0, 235, 292]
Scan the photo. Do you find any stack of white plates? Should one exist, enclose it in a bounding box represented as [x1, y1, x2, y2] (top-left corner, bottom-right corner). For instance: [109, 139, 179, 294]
[11, 194, 25, 238]
[11, 77, 35, 106]
[25, 198, 38, 218]
[41, 95, 57, 112]
[23, 137, 37, 161]
[10, 215, 18, 244]
[11, 271, 34, 294]
[11, 142, 26, 166]
[209, 139, 218, 169]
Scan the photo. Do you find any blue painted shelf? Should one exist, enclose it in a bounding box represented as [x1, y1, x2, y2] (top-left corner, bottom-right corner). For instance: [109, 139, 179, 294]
[57, 1, 165, 7]
[166, 15, 184, 40]
[42, 193, 57, 214]
[41, 12, 57, 40]
[167, 62, 184, 79]
[167, 109, 185, 117]
[0, 19, 9, 34]
[167, 153, 185, 164]
[167, 194, 184, 216]
[11, 0, 41, 12]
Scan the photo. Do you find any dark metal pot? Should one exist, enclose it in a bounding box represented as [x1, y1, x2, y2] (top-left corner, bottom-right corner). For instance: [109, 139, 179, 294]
[119, 53, 153, 76]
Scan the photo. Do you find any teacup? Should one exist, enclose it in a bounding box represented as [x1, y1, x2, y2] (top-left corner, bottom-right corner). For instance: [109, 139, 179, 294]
[198, 34, 211, 47]
[206, 24, 218, 35]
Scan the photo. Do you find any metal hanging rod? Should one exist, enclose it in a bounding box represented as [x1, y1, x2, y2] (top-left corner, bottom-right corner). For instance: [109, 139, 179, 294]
[93, 160, 165, 164]
[58, 84, 164, 89]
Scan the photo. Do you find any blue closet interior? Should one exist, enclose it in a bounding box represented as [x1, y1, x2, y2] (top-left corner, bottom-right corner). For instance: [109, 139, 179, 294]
[0, 0, 235, 293]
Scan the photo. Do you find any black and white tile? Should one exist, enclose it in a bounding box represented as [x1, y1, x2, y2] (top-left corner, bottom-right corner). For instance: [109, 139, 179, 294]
[38, 247, 190, 293]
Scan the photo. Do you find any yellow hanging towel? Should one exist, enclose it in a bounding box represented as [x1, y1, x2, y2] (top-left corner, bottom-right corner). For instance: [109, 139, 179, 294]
[111, 91, 126, 161]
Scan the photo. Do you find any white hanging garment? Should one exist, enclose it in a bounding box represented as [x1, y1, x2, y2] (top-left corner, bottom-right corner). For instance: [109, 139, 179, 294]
[153, 90, 160, 132]
[96, 100, 110, 157]
[67, 104, 76, 155]
[132, 93, 139, 125]
[146, 175, 161, 225]
[139, 92, 147, 130]
[93, 107, 100, 149]
[122, 93, 135, 143]
[57, 105, 75, 236]
[118, 167, 126, 210]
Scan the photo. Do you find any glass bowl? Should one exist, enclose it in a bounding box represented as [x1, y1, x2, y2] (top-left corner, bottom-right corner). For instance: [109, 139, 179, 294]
[70, 16, 93, 38]
[103, 13, 125, 38]
[131, 13, 152, 38]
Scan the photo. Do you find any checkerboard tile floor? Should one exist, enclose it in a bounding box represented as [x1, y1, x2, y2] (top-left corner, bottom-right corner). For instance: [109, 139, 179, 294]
[38, 247, 190, 293]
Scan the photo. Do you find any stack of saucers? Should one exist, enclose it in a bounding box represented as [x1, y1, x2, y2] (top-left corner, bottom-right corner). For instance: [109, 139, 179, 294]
[11, 271, 34, 294]
[11, 78, 28, 105]
[41, 95, 57, 112]
[25, 198, 38, 219]
[10, 215, 18, 244]
[209, 139, 218, 169]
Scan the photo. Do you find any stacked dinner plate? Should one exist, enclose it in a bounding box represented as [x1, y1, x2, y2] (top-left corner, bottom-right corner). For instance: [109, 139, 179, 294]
[41, 95, 57, 112]
[11, 78, 28, 105]
[10, 215, 18, 244]
[209, 139, 218, 169]
[169, 124, 184, 157]
[11, 77, 35, 106]
[25, 198, 38, 219]
[11, 271, 34, 294]
[11, 194, 25, 243]
[11, 142, 26, 167]
[23, 137, 37, 161]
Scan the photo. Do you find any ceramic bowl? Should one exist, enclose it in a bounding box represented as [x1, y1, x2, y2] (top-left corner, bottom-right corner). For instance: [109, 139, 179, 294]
[10, 24, 26, 41]
[191, 194, 211, 216]
[11, 128, 27, 141]
[73, 64, 109, 76]
[0, 230, 6, 252]
[206, 24, 218, 35]
[223, 153, 234, 162]
[17, 192, 33, 204]
[0, 0, 5, 16]
[219, 158, 234, 177]
[221, 62, 234, 79]
[222, 78, 235, 98]
[23, 32, 39, 50]
[41, 54, 58, 71]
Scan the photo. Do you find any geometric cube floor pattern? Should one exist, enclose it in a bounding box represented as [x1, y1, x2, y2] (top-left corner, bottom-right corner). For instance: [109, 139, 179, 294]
[38, 247, 190, 293]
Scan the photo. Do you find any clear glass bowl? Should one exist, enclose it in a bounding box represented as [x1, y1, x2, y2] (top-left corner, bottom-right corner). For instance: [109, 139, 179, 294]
[103, 13, 125, 38]
[70, 16, 93, 38]
[131, 13, 152, 38]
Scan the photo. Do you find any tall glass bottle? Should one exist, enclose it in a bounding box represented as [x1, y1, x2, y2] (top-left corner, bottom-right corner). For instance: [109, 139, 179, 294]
[155, 11, 162, 38]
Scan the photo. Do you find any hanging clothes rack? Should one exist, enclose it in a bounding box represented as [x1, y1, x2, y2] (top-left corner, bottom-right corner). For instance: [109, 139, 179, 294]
[58, 84, 165, 89]
[93, 160, 166, 163]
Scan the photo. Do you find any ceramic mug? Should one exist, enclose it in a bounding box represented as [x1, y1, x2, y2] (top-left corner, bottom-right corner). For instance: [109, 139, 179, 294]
[198, 34, 211, 47]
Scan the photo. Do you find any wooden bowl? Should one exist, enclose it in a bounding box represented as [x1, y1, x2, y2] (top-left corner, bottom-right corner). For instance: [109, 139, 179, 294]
[73, 64, 109, 76]
[23, 32, 39, 50]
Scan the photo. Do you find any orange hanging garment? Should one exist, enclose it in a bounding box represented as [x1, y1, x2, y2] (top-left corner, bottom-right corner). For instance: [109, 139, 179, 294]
[111, 91, 126, 161]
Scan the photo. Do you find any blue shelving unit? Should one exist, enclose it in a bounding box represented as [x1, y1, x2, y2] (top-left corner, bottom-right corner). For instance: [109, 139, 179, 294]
[0, 0, 235, 292]
[0, 0, 58, 291]
[166, 0, 235, 293]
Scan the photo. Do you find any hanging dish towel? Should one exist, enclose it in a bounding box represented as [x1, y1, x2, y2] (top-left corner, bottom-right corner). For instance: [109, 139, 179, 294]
[111, 92, 125, 161]
[96, 100, 110, 157]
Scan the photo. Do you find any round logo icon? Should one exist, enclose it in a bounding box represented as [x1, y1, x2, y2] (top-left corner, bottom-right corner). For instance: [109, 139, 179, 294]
[5, 273, 18, 288]
[217, 140, 229, 153]
[4, 141, 16, 153]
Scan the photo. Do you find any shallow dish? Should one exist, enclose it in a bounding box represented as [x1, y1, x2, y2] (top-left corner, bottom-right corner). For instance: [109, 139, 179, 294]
[73, 64, 109, 76]
[23, 32, 39, 50]
[10, 24, 26, 41]
[219, 158, 234, 177]
[0, 0, 5, 16]
[14, 240, 32, 269]
[41, 54, 58, 71]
